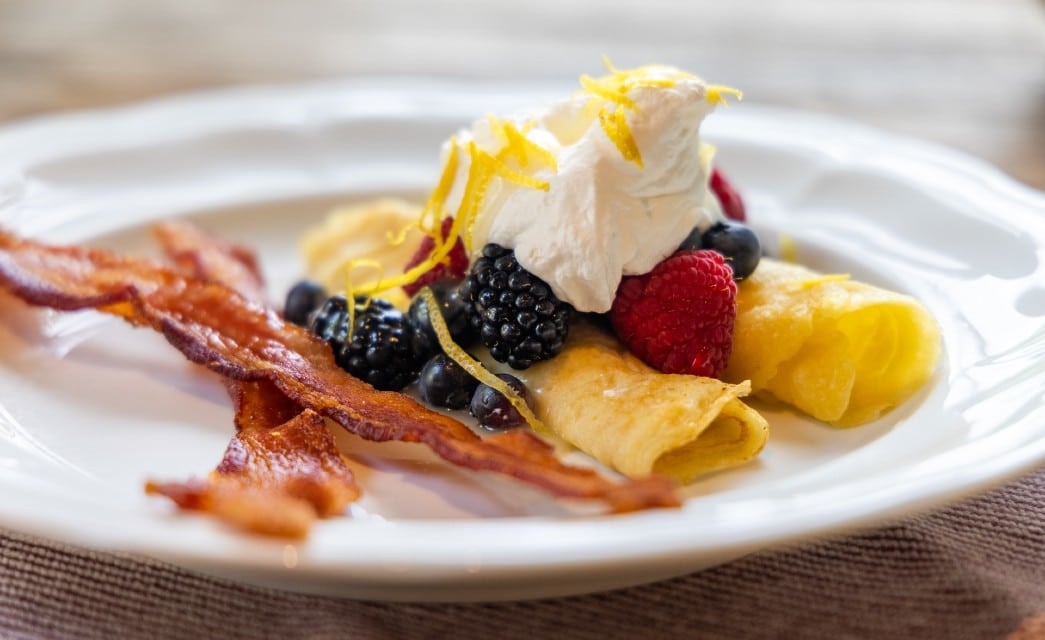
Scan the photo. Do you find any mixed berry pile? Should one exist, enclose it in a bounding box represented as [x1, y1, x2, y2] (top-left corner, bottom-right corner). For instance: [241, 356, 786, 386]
[285, 170, 760, 430]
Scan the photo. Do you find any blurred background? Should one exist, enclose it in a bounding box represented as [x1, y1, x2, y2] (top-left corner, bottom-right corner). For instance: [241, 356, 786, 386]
[0, 0, 1043, 188]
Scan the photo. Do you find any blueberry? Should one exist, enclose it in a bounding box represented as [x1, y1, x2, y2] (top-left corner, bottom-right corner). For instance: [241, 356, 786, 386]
[700, 222, 761, 280]
[284, 280, 327, 326]
[418, 354, 477, 410]
[470, 374, 530, 430]
[407, 283, 477, 355]
[677, 227, 702, 252]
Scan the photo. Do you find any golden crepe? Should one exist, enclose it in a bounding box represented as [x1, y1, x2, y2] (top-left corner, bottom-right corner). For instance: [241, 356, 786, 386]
[298, 198, 422, 309]
[724, 258, 940, 427]
[301, 200, 769, 482]
[512, 322, 768, 482]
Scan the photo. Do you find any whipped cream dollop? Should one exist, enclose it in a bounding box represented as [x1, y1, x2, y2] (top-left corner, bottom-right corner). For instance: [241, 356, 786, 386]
[440, 65, 732, 313]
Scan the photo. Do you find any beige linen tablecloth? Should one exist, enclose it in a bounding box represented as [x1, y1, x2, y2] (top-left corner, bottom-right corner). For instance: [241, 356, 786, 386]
[2, 466, 1043, 639]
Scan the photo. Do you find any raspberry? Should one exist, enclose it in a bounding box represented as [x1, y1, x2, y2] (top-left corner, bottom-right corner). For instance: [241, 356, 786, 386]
[609, 250, 737, 378]
[710, 168, 746, 222]
[402, 217, 469, 297]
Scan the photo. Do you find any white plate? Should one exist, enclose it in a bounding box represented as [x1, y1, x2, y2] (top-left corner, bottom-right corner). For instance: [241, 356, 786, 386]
[1, 79, 1044, 602]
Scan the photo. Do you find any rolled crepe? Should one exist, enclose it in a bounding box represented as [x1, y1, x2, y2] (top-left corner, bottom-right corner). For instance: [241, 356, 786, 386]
[723, 258, 940, 427]
[515, 322, 769, 482]
[299, 198, 422, 309]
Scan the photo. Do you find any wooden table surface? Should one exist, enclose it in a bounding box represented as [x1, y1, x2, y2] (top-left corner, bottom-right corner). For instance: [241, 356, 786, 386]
[1, 0, 1043, 189]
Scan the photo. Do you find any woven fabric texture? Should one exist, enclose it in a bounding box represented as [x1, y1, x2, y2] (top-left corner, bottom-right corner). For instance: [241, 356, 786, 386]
[1, 465, 1043, 640]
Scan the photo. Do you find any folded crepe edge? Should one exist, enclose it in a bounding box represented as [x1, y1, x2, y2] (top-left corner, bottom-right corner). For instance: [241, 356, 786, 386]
[651, 391, 769, 482]
[728, 258, 941, 427]
[519, 323, 770, 484]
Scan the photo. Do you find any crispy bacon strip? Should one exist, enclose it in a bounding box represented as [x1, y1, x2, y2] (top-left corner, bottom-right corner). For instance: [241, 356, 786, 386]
[146, 221, 359, 537]
[0, 230, 680, 512]
[152, 220, 269, 306]
[145, 410, 360, 538]
[221, 378, 303, 431]
[152, 220, 303, 430]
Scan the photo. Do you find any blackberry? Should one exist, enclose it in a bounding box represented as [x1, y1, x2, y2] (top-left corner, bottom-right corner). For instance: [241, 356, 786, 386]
[461, 244, 571, 370]
[309, 295, 424, 391]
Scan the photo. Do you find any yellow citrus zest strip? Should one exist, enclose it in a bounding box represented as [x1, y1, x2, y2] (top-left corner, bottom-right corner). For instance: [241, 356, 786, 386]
[578, 75, 638, 110]
[457, 142, 550, 253]
[487, 114, 508, 145]
[791, 274, 851, 291]
[348, 207, 466, 296]
[494, 118, 558, 172]
[419, 288, 547, 434]
[484, 149, 551, 191]
[578, 58, 740, 168]
[598, 105, 643, 169]
[706, 84, 743, 106]
[457, 141, 496, 253]
[421, 139, 461, 234]
[496, 122, 526, 168]
[386, 220, 452, 268]
[351, 225, 461, 297]
[339, 258, 387, 335]
[385, 220, 424, 247]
